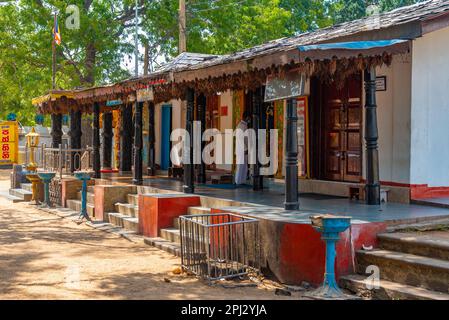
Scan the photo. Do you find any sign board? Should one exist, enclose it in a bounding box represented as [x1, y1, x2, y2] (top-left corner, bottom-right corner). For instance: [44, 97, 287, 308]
[264, 71, 305, 102]
[137, 87, 154, 102]
[376, 76, 387, 91]
[0, 121, 19, 166]
[106, 99, 122, 107]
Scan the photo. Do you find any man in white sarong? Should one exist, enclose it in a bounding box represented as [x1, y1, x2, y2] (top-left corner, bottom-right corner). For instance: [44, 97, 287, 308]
[235, 113, 251, 185]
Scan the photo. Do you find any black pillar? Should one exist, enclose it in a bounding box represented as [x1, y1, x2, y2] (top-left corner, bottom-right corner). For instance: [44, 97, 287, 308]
[284, 98, 299, 210]
[147, 102, 156, 176]
[364, 67, 381, 205]
[197, 93, 207, 183]
[92, 102, 101, 179]
[133, 100, 143, 185]
[51, 114, 63, 148]
[183, 88, 195, 193]
[69, 110, 82, 172]
[252, 87, 263, 190]
[102, 111, 113, 169]
[120, 104, 133, 173]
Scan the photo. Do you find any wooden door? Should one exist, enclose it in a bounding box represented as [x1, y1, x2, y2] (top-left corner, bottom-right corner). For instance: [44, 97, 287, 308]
[323, 74, 362, 182]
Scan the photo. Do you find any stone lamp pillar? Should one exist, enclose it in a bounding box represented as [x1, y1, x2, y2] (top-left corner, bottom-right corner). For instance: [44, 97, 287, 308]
[74, 171, 93, 221]
[308, 214, 352, 299]
[37, 172, 56, 208]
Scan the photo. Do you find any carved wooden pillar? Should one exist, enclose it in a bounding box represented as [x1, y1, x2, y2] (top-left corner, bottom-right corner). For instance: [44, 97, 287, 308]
[252, 87, 263, 190]
[197, 93, 207, 183]
[133, 101, 143, 185]
[92, 102, 101, 179]
[51, 114, 63, 148]
[102, 111, 113, 170]
[69, 110, 82, 172]
[364, 67, 380, 205]
[284, 98, 299, 210]
[147, 102, 156, 176]
[120, 104, 133, 173]
[183, 88, 195, 193]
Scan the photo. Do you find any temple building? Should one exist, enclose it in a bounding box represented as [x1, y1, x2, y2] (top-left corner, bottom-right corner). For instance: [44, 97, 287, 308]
[27, 0, 449, 289]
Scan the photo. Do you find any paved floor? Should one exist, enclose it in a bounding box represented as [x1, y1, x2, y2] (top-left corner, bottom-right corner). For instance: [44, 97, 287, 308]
[0, 179, 300, 300]
[104, 174, 449, 224]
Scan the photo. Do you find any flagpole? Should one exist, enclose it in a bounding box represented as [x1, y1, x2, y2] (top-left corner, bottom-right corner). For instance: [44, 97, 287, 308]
[52, 12, 56, 90]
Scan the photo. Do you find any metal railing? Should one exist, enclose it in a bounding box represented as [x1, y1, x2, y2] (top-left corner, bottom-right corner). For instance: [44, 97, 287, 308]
[180, 213, 260, 281]
[18, 144, 93, 178]
[42, 145, 93, 178]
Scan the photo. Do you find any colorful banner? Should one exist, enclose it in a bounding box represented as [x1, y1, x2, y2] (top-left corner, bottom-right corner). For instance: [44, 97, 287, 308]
[0, 121, 19, 165]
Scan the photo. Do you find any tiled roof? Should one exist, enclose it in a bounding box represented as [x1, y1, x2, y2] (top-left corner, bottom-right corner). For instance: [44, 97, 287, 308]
[176, 0, 449, 72]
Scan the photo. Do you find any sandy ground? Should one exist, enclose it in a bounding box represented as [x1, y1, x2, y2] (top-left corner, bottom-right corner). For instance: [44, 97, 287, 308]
[0, 170, 301, 300]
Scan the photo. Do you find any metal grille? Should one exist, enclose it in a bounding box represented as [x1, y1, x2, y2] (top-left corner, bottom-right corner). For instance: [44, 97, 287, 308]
[180, 213, 260, 281]
[49, 178, 62, 207]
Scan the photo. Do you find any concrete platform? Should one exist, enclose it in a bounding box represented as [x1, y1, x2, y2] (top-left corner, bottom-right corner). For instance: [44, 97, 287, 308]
[101, 174, 449, 225]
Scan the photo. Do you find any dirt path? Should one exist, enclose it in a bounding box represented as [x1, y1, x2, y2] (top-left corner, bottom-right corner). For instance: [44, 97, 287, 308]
[0, 172, 299, 300]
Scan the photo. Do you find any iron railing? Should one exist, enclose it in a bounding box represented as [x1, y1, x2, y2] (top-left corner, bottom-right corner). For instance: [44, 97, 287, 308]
[19, 144, 93, 178]
[180, 213, 260, 281]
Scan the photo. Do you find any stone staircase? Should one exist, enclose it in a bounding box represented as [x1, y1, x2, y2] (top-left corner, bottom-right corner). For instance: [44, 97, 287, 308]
[341, 228, 449, 300]
[8, 183, 33, 202]
[144, 206, 212, 257]
[66, 186, 96, 217]
[107, 194, 139, 233]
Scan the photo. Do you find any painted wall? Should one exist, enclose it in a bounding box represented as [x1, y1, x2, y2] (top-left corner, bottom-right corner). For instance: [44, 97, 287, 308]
[154, 99, 183, 168]
[410, 26, 449, 187]
[216, 90, 233, 171]
[373, 54, 412, 184]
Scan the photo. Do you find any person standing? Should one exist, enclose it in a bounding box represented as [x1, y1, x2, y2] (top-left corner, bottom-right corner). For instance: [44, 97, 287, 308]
[235, 112, 251, 185]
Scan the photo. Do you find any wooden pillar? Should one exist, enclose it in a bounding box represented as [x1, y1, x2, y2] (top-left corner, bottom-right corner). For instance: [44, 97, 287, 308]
[183, 88, 195, 193]
[364, 67, 380, 205]
[133, 100, 143, 185]
[252, 87, 263, 190]
[51, 114, 63, 148]
[284, 98, 299, 210]
[147, 101, 156, 176]
[120, 104, 133, 173]
[92, 102, 101, 179]
[197, 93, 207, 183]
[69, 110, 82, 172]
[102, 111, 113, 170]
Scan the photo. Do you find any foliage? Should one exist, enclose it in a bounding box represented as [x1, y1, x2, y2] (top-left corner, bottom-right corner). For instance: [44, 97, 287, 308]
[0, 0, 424, 125]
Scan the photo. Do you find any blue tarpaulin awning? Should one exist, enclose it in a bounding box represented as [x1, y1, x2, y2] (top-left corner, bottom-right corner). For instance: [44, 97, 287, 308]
[297, 39, 410, 61]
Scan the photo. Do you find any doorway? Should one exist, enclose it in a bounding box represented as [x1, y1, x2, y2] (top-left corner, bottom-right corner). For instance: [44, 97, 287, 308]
[319, 74, 363, 182]
[160, 104, 172, 170]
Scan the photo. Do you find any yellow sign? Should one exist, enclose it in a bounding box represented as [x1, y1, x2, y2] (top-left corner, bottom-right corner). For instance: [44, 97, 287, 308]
[0, 121, 19, 165]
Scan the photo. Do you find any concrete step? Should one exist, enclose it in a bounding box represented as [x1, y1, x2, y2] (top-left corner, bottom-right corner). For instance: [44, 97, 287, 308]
[379, 232, 449, 261]
[143, 237, 181, 257]
[9, 188, 32, 201]
[66, 199, 95, 217]
[160, 228, 181, 244]
[114, 202, 138, 217]
[340, 274, 449, 300]
[0, 191, 26, 203]
[187, 206, 211, 215]
[127, 194, 139, 206]
[76, 191, 95, 204]
[173, 217, 180, 229]
[21, 183, 32, 192]
[356, 249, 449, 293]
[107, 212, 139, 233]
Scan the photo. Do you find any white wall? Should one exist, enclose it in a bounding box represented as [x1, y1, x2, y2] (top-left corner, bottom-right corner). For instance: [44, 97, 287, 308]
[410, 26, 449, 186]
[374, 54, 412, 184]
